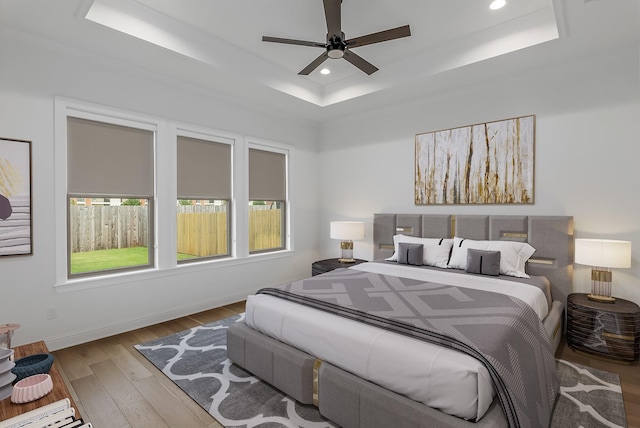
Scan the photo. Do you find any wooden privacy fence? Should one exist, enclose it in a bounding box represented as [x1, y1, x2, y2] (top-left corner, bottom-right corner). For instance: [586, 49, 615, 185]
[70, 206, 148, 253]
[70, 205, 282, 255]
[177, 209, 282, 256]
[177, 211, 228, 256]
[249, 209, 282, 252]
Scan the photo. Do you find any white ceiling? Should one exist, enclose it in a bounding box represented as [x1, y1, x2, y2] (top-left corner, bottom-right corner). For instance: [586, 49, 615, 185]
[1, 0, 638, 122]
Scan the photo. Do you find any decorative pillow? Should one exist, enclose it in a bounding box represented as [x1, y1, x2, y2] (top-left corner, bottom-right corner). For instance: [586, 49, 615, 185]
[397, 243, 424, 266]
[448, 236, 535, 278]
[465, 249, 501, 276]
[386, 235, 453, 268]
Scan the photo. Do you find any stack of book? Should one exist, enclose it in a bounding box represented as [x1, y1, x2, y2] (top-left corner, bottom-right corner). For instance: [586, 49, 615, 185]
[0, 398, 90, 428]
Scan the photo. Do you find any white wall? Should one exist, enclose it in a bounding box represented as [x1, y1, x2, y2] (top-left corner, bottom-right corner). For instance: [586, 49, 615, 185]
[0, 29, 320, 349]
[318, 44, 640, 305]
[1, 26, 639, 351]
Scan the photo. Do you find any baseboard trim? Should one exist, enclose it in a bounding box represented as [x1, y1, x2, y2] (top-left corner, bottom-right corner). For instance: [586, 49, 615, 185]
[44, 289, 257, 351]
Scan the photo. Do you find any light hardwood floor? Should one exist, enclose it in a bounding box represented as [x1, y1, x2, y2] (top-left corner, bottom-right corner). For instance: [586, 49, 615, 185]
[52, 302, 245, 428]
[52, 302, 640, 428]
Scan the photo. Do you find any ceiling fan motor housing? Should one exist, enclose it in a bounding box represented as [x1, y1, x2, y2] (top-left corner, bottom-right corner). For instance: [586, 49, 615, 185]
[326, 32, 346, 58]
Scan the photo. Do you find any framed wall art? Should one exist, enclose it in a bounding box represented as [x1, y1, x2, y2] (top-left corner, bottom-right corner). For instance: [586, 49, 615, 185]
[415, 115, 534, 205]
[0, 137, 32, 256]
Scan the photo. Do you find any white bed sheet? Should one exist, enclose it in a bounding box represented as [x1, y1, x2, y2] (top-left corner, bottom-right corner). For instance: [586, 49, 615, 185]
[245, 262, 549, 421]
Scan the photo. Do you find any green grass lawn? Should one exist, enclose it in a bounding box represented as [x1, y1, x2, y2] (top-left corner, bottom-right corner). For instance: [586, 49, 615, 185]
[71, 247, 196, 274]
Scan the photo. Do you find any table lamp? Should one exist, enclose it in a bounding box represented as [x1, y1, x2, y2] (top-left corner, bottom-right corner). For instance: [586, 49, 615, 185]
[330, 221, 365, 263]
[574, 239, 631, 303]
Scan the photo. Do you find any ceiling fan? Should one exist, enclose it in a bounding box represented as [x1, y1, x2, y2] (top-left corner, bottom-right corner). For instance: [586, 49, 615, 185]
[262, 0, 411, 75]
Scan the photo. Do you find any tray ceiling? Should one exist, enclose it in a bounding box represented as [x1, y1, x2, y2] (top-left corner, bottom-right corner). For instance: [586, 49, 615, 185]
[0, 0, 638, 121]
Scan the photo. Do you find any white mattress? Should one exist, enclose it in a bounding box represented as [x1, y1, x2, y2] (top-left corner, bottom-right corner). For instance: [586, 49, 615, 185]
[245, 262, 550, 421]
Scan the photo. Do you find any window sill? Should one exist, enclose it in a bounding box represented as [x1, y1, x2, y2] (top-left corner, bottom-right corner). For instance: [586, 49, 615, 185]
[55, 249, 294, 293]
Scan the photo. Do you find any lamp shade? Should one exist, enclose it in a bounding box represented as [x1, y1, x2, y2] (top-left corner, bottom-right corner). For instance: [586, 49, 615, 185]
[575, 239, 631, 268]
[330, 221, 365, 241]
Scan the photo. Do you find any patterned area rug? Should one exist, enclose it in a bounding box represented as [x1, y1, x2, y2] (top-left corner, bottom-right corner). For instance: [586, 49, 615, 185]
[553, 359, 627, 428]
[135, 315, 627, 428]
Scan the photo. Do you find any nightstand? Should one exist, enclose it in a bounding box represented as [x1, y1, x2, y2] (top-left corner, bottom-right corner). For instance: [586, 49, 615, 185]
[311, 258, 367, 276]
[566, 293, 640, 362]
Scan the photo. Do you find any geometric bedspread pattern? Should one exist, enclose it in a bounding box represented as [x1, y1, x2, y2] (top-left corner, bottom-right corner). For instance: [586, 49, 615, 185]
[134, 315, 627, 428]
[259, 268, 558, 428]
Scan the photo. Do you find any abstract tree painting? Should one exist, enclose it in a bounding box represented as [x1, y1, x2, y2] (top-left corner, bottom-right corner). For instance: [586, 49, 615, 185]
[0, 138, 32, 256]
[415, 115, 534, 205]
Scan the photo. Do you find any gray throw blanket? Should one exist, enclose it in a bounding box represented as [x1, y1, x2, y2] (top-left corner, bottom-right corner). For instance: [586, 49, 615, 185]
[257, 267, 558, 428]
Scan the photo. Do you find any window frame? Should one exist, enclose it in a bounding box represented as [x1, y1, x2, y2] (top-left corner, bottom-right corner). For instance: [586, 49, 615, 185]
[55, 98, 160, 285]
[174, 126, 238, 264]
[246, 140, 291, 255]
[54, 98, 294, 291]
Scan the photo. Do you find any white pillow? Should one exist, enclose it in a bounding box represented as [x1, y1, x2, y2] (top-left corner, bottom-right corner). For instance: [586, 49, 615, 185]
[447, 236, 536, 278]
[386, 235, 453, 268]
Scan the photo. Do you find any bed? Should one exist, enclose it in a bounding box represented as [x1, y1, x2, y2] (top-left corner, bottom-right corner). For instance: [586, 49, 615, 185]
[228, 214, 574, 428]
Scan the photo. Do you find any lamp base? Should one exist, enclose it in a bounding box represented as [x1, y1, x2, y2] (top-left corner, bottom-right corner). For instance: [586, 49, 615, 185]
[339, 240, 354, 263]
[588, 268, 615, 304]
[587, 294, 616, 304]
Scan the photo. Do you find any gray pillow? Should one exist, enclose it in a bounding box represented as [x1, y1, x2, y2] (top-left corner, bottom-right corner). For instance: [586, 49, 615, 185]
[398, 243, 423, 266]
[465, 249, 501, 276]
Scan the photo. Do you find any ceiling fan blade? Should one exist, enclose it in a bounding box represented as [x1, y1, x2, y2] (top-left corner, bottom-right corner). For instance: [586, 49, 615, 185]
[299, 52, 330, 75]
[345, 25, 411, 48]
[323, 0, 342, 38]
[262, 36, 325, 48]
[343, 50, 378, 75]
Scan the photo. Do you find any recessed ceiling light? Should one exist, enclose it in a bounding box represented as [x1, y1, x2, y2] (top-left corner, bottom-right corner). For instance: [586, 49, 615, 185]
[489, 0, 506, 10]
[320, 68, 331, 75]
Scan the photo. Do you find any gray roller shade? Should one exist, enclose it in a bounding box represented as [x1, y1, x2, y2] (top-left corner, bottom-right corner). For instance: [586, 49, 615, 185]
[249, 148, 286, 201]
[177, 136, 231, 199]
[67, 117, 154, 196]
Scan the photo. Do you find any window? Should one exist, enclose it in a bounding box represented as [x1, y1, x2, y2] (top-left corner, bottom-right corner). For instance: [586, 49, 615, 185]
[67, 117, 155, 277]
[56, 98, 293, 288]
[177, 135, 232, 262]
[248, 147, 287, 253]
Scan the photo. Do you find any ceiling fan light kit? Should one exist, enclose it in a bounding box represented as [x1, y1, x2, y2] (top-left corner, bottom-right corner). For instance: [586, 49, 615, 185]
[262, 0, 411, 75]
[327, 33, 345, 58]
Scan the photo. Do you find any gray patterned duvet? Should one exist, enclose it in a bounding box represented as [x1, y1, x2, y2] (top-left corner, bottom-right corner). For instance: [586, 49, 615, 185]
[256, 266, 558, 428]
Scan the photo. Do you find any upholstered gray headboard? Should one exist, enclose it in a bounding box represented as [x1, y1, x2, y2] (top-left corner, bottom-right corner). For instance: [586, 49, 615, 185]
[373, 214, 574, 305]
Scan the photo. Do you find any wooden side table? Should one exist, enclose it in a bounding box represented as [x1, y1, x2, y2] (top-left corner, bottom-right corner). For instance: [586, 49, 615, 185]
[0, 341, 81, 420]
[566, 293, 640, 362]
[312, 258, 367, 276]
